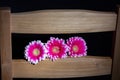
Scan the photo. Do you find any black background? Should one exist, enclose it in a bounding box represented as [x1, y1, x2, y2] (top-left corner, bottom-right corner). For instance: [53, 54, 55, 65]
[0, 0, 119, 80]
[0, 0, 120, 12]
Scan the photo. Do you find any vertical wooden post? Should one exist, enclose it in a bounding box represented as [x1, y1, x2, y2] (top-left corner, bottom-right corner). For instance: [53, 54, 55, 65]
[112, 7, 120, 80]
[0, 8, 12, 80]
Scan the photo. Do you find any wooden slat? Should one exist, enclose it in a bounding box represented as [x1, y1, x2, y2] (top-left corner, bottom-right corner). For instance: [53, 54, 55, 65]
[0, 8, 12, 80]
[12, 56, 112, 78]
[11, 10, 117, 34]
[112, 7, 120, 80]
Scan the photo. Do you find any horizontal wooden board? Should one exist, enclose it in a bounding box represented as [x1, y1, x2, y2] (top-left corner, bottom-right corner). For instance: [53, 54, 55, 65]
[11, 10, 117, 34]
[12, 56, 112, 78]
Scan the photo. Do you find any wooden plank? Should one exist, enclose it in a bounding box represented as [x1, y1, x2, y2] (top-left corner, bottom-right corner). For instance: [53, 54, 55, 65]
[11, 10, 117, 34]
[0, 8, 12, 80]
[112, 7, 120, 80]
[12, 56, 112, 78]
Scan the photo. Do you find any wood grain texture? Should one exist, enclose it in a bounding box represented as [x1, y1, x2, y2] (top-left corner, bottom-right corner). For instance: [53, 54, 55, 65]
[112, 7, 120, 80]
[11, 10, 117, 34]
[0, 8, 12, 80]
[12, 56, 112, 78]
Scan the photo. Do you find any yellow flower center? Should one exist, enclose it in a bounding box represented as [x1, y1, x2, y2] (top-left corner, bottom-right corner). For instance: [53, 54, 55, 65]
[72, 45, 79, 53]
[52, 46, 60, 54]
[33, 48, 40, 56]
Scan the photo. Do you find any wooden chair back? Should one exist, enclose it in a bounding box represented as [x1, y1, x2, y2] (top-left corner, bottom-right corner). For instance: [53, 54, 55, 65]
[0, 7, 120, 80]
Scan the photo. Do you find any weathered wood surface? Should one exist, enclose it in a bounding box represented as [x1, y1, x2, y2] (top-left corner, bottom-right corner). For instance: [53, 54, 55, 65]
[0, 8, 12, 80]
[112, 7, 120, 80]
[12, 56, 112, 78]
[11, 10, 117, 34]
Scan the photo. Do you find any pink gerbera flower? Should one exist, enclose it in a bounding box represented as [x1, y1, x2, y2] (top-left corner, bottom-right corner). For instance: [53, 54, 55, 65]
[67, 37, 87, 57]
[45, 37, 68, 61]
[25, 40, 46, 64]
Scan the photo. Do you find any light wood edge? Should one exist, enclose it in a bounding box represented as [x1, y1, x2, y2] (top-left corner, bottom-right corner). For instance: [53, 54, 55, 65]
[0, 8, 12, 80]
[12, 56, 112, 78]
[112, 7, 120, 80]
[11, 10, 117, 34]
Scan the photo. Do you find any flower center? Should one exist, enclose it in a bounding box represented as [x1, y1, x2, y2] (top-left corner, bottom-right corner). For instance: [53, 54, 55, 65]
[72, 45, 79, 53]
[52, 46, 60, 54]
[33, 48, 40, 56]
